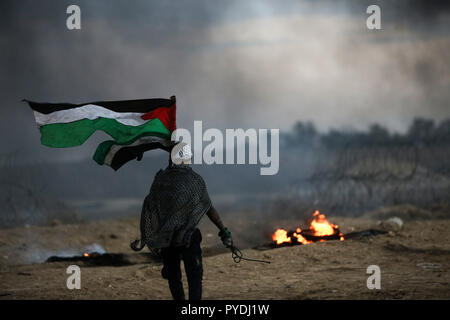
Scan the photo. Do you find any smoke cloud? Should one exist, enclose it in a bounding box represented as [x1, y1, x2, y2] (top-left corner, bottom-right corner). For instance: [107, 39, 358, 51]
[0, 0, 449, 165]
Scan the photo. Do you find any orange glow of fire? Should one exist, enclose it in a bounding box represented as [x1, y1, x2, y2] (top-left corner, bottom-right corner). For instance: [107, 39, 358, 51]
[272, 229, 291, 245]
[271, 210, 344, 245]
[293, 228, 312, 245]
[310, 210, 338, 236]
[83, 253, 89, 257]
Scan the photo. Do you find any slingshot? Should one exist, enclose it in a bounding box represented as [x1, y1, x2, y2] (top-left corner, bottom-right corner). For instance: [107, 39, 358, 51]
[229, 245, 270, 264]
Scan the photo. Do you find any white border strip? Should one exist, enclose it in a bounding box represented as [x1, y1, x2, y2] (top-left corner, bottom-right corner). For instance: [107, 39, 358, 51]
[34, 104, 148, 127]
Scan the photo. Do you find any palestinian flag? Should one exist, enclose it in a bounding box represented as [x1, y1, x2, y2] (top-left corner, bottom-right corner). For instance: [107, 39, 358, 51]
[25, 97, 177, 170]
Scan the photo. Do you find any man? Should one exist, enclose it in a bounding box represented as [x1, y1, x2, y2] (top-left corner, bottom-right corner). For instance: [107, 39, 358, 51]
[131, 143, 232, 300]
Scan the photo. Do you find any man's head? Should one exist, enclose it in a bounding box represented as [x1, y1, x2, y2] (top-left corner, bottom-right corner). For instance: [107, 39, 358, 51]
[170, 142, 192, 165]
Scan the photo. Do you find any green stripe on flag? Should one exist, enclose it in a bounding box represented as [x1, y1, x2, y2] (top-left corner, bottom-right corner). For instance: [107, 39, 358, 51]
[39, 117, 171, 148]
[93, 140, 116, 165]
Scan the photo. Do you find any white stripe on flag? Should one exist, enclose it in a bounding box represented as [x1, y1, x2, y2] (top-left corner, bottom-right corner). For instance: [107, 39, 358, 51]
[33, 104, 148, 127]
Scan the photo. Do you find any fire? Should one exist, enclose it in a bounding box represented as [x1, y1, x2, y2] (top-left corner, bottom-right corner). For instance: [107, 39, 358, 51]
[271, 210, 344, 245]
[293, 228, 312, 245]
[83, 253, 89, 257]
[272, 229, 291, 245]
[272, 227, 313, 245]
[310, 210, 338, 236]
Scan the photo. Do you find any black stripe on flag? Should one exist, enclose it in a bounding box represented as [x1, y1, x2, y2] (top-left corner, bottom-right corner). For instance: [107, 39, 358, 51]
[110, 141, 174, 170]
[23, 97, 176, 115]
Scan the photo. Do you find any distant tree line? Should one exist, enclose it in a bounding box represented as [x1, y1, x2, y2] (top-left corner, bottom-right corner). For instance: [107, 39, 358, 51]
[275, 117, 450, 217]
[282, 118, 450, 148]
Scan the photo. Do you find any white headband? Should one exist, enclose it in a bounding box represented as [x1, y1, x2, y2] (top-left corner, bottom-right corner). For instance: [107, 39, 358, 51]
[171, 142, 192, 164]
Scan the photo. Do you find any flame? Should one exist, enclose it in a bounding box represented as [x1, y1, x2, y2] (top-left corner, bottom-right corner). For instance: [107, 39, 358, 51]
[271, 210, 343, 245]
[272, 229, 291, 245]
[310, 210, 338, 236]
[293, 228, 312, 244]
[83, 253, 89, 257]
[272, 227, 313, 245]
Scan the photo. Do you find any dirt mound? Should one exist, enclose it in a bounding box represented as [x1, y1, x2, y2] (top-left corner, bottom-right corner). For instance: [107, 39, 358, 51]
[1, 216, 449, 299]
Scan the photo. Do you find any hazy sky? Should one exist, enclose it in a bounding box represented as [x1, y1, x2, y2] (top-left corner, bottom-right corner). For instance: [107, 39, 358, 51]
[1, 0, 449, 163]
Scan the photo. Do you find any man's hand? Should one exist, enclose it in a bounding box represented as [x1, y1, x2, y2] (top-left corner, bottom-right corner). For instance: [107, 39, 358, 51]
[219, 228, 233, 248]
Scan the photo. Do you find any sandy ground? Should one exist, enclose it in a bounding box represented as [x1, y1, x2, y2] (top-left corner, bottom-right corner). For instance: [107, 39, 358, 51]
[0, 216, 449, 299]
